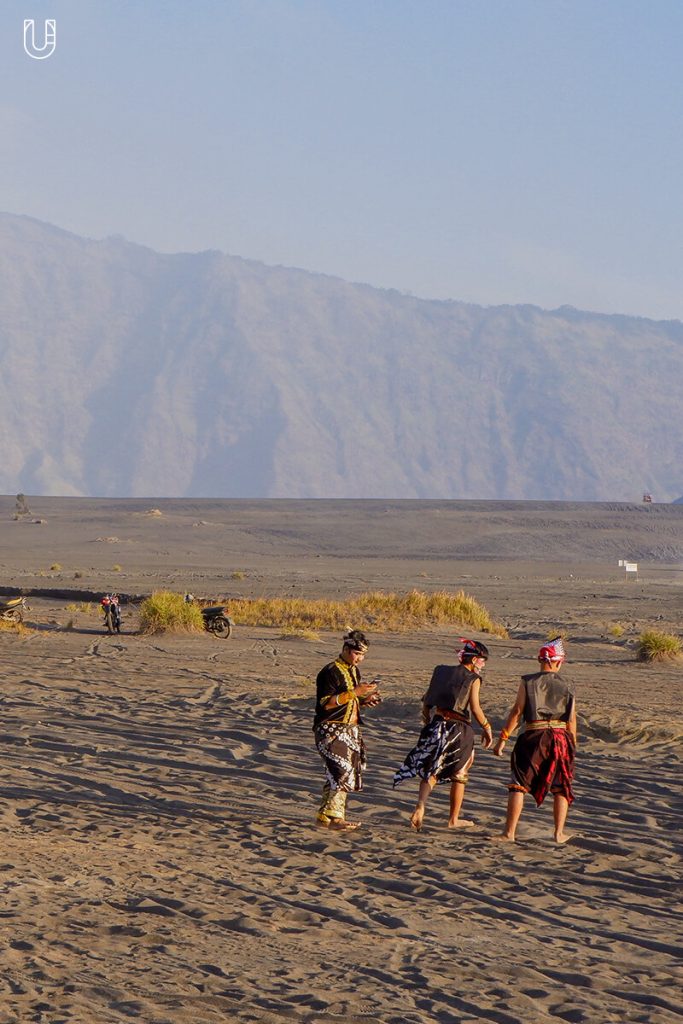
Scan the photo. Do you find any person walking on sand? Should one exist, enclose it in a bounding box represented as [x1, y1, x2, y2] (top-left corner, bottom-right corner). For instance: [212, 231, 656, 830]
[393, 639, 493, 831]
[492, 638, 577, 844]
[313, 630, 381, 831]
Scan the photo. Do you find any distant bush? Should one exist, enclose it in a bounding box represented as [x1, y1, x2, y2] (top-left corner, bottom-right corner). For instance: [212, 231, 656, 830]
[231, 570, 246, 580]
[50, 563, 62, 572]
[113, 564, 122, 572]
[230, 589, 507, 637]
[609, 623, 625, 638]
[636, 630, 682, 663]
[139, 590, 204, 635]
[546, 628, 569, 642]
[66, 601, 97, 615]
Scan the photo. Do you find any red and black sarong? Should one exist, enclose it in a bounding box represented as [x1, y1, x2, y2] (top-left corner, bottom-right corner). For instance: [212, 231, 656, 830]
[509, 728, 575, 805]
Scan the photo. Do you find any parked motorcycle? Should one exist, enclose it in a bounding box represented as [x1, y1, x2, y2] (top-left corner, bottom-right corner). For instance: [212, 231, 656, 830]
[201, 605, 234, 638]
[184, 594, 234, 639]
[0, 596, 29, 623]
[101, 593, 122, 635]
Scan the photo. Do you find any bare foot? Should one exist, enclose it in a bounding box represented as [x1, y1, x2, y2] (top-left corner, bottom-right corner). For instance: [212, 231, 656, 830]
[554, 831, 572, 844]
[491, 833, 515, 843]
[410, 807, 425, 832]
[447, 818, 474, 828]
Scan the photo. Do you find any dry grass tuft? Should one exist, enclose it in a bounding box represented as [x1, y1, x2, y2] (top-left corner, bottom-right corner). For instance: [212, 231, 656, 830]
[279, 629, 321, 641]
[230, 589, 507, 637]
[66, 601, 97, 616]
[609, 623, 625, 638]
[0, 619, 30, 636]
[139, 590, 204, 635]
[50, 563, 62, 572]
[636, 629, 682, 663]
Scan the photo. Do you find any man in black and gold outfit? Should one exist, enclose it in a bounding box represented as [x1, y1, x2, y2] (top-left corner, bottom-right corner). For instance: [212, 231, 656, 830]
[313, 630, 381, 831]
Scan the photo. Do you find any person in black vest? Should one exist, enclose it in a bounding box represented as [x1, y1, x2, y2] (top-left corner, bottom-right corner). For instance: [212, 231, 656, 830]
[493, 638, 577, 844]
[393, 639, 493, 831]
[313, 630, 381, 831]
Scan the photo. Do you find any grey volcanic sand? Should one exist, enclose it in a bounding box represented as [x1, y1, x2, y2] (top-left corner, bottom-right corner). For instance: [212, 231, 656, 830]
[0, 497, 681, 1023]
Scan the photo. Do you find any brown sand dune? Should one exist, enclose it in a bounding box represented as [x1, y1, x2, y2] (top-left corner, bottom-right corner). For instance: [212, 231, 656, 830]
[0, 498, 681, 1022]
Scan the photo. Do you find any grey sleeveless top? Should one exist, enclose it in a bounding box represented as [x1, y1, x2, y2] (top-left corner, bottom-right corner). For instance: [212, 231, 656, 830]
[522, 671, 574, 722]
[423, 664, 477, 721]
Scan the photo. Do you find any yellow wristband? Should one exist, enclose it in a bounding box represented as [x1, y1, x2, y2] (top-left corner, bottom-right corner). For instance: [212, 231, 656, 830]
[500, 728, 510, 741]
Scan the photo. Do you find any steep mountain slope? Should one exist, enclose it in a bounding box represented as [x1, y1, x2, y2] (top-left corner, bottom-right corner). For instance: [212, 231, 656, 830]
[1, 213, 681, 499]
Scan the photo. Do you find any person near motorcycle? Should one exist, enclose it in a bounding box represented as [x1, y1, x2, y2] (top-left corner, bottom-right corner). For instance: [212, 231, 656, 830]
[101, 593, 122, 633]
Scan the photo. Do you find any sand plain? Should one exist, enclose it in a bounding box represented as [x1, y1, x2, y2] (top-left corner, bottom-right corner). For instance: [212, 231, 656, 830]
[0, 497, 681, 1024]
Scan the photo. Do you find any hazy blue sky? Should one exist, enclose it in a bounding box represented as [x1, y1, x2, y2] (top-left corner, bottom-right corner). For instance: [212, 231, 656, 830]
[2, 0, 681, 319]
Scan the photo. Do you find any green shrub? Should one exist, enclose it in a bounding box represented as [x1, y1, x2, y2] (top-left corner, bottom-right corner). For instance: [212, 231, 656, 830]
[636, 630, 682, 663]
[139, 590, 204, 635]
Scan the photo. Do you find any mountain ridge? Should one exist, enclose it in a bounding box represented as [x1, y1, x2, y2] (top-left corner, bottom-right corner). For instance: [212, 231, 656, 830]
[8, 211, 682, 325]
[1, 213, 681, 500]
